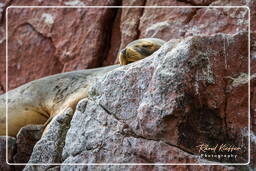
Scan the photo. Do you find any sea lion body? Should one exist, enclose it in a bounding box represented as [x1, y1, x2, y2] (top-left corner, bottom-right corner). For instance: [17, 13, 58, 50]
[0, 65, 119, 136]
[0, 38, 166, 137]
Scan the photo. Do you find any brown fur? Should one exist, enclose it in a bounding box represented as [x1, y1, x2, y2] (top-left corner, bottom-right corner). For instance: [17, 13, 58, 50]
[118, 38, 166, 65]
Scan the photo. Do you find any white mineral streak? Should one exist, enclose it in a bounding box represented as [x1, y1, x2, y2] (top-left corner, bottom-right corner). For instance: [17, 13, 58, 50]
[42, 13, 55, 25]
[145, 21, 171, 37]
[64, 0, 85, 6]
[0, 27, 5, 44]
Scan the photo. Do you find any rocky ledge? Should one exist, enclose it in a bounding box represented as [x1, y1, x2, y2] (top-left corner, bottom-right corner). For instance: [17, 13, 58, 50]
[1, 32, 254, 171]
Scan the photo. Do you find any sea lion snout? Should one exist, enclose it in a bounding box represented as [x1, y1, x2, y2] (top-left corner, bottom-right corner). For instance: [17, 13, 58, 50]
[121, 48, 126, 56]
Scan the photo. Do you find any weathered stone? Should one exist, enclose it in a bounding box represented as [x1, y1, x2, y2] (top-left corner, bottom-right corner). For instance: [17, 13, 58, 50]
[0, 136, 16, 171]
[0, 0, 252, 94]
[140, 0, 196, 40]
[0, 0, 8, 95]
[88, 32, 249, 163]
[251, 50, 256, 169]
[0, 27, 5, 95]
[251, 130, 256, 170]
[58, 33, 250, 168]
[23, 107, 73, 171]
[177, 0, 216, 5]
[61, 165, 236, 171]
[185, 8, 248, 37]
[211, 0, 256, 32]
[13, 124, 43, 171]
[0, 0, 253, 170]
[248, 29, 256, 170]
[0, 32, 247, 170]
[248, 0, 256, 32]
[61, 99, 201, 164]
[3, 0, 120, 92]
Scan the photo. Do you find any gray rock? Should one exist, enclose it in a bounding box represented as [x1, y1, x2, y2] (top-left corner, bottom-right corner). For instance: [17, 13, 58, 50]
[23, 108, 73, 171]
[14, 124, 44, 171]
[21, 32, 249, 171]
[61, 33, 248, 166]
[0, 136, 16, 171]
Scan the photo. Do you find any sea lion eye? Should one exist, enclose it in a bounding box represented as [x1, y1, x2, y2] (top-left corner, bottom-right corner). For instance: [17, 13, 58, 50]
[142, 44, 151, 48]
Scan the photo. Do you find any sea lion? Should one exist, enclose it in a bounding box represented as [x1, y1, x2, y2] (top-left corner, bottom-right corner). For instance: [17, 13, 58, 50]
[118, 38, 166, 65]
[0, 65, 119, 136]
[0, 38, 166, 137]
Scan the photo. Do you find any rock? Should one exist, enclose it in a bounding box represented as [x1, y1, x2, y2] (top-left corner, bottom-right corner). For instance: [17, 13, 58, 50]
[23, 107, 73, 171]
[1, 0, 252, 93]
[251, 45, 256, 169]
[139, 0, 196, 40]
[177, 0, 216, 5]
[2, 0, 120, 92]
[61, 99, 203, 166]
[248, 0, 256, 32]
[61, 165, 235, 171]
[0, 136, 16, 171]
[7, 18, 63, 90]
[251, 131, 256, 170]
[13, 125, 44, 171]
[0, 0, 8, 95]
[184, 8, 249, 37]
[211, 0, 256, 32]
[88, 32, 249, 164]
[0, 0, 254, 170]
[21, 32, 250, 170]
[251, 33, 256, 171]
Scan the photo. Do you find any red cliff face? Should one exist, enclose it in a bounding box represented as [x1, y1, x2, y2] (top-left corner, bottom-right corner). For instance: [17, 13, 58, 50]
[0, 0, 254, 93]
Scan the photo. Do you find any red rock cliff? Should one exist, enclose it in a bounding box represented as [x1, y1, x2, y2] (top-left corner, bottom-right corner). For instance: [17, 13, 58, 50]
[0, 0, 254, 93]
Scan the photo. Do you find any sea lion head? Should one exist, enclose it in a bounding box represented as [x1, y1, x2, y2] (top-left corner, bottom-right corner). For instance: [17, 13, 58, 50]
[118, 38, 166, 65]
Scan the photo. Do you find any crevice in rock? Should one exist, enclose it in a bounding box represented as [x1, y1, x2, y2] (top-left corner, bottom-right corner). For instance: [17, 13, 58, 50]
[56, 114, 73, 163]
[163, 140, 194, 155]
[222, 37, 230, 142]
[91, 98, 126, 123]
[88, 97, 196, 157]
[178, 101, 224, 147]
[102, 7, 122, 66]
[176, 0, 217, 6]
[184, 8, 200, 25]
[177, 0, 198, 6]
[0, 83, 5, 93]
[182, 8, 200, 37]
[124, 132, 195, 156]
[136, 0, 147, 39]
[88, 88, 128, 122]
[99, 0, 122, 67]
[0, 0, 14, 23]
